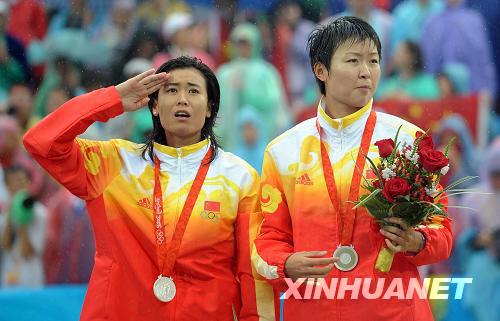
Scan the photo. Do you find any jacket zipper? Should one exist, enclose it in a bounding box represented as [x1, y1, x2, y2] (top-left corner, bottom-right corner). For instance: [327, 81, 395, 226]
[176, 148, 182, 221]
[337, 121, 343, 321]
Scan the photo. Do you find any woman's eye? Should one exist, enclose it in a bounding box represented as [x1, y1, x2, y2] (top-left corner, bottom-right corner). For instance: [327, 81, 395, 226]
[189, 89, 199, 94]
[371, 59, 379, 64]
[347, 59, 358, 63]
[167, 88, 177, 93]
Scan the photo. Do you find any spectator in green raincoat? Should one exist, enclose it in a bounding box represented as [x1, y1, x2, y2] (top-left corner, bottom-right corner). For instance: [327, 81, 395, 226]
[216, 23, 291, 152]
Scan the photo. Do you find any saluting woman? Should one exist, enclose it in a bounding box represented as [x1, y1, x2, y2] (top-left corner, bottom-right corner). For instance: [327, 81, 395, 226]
[24, 56, 271, 321]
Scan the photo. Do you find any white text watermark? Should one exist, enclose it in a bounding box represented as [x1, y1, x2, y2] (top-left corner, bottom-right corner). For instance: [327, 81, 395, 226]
[281, 277, 472, 300]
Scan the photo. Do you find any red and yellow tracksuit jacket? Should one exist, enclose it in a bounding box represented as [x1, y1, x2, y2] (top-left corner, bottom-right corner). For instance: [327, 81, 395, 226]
[23, 87, 274, 321]
[254, 100, 453, 321]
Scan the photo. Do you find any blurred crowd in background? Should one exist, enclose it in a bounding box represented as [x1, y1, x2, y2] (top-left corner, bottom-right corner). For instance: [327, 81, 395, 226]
[0, 0, 499, 320]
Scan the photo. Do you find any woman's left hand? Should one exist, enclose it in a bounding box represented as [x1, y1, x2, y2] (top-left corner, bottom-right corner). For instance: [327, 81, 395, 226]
[380, 217, 424, 254]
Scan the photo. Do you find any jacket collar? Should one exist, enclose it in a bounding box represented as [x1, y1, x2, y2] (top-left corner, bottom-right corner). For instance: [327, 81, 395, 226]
[317, 98, 373, 134]
[153, 138, 210, 165]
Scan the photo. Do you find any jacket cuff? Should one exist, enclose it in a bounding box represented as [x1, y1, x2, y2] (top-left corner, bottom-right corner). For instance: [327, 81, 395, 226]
[266, 252, 293, 292]
[277, 252, 293, 279]
[405, 230, 427, 257]
[404, 228, 430, 261]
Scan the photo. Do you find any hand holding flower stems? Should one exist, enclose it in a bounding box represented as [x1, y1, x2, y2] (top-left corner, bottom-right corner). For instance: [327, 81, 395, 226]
[354, 126, 476, 272]
[380, 217, 424, 254]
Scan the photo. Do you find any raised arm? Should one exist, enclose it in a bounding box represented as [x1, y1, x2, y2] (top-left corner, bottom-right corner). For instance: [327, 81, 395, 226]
[23, 70, 169, 200]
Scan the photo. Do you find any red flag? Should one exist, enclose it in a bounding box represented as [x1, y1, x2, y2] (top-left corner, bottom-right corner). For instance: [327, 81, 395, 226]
[204, 201, 220, 212]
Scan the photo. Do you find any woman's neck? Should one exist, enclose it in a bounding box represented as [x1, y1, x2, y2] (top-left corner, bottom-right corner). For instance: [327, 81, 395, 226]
[323, 96, 360, 119]
[164, 132, 202, 148]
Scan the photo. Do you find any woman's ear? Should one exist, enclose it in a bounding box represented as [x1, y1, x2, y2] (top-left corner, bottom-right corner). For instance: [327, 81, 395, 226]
[206, 102, 212, 118]
[313, 62, 328, 82]
[151, 99, 158, 116]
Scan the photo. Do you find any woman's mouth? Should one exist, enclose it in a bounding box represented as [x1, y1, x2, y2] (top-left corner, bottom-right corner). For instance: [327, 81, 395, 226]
[174, 111, 191, 118]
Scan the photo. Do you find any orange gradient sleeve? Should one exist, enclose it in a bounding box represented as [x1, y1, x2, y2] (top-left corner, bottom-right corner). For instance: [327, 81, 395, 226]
[23, 87, 124, 200]
[254, 149, 294, 291]
[404, 185, 454, 266]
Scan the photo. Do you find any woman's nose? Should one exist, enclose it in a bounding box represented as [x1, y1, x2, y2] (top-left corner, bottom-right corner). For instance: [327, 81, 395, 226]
[177, 91, 188, 105]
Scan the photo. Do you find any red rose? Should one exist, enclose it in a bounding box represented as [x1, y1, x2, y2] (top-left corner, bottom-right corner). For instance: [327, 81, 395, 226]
[373, 179, 382, 189]
[418, 148, 449, 172]
[382, 177, 410, 203]
[415, 131, 434, 151]
[375, 139, 395, 158]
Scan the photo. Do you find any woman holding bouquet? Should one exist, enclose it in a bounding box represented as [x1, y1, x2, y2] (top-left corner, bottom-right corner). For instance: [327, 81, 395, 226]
[254, 16, 452, 321]
[23, 56, 271, 320]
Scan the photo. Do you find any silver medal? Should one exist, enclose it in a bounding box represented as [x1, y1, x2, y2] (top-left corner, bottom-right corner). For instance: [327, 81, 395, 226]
[153, 275, 176, 302]
[333, 245, 358, 271]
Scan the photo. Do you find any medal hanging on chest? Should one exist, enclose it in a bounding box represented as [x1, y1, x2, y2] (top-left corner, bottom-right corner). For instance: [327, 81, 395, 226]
[152, 147, 212, 302]
[153, 275, 176, 302]
[316, 111, 376, 271]
[332, 245, 358, 271]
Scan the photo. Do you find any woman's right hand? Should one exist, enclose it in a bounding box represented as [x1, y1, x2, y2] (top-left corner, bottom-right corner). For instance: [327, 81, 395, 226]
[284, 251, 337, 280]
[115, 69, 169, 112]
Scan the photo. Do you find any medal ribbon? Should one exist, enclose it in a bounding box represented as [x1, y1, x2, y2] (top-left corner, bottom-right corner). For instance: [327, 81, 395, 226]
[316, 111, 376, 246]
[153, 147, 213, 277]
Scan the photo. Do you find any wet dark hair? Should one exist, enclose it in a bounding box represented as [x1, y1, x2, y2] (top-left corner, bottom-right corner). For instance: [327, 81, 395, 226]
[307, 16, 382, 95]
[401, 40, 423, 72]
[141, 56, 220, 163]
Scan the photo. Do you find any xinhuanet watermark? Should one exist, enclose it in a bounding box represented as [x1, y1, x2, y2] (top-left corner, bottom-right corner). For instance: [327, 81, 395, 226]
[281, 277, 472, 300]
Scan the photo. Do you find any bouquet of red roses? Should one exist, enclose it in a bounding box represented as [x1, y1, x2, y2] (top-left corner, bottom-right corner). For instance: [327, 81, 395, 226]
[354, 127, 474, 272]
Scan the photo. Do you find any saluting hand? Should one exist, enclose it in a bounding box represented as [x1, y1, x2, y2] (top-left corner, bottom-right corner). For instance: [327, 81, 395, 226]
[116, 69, 169, 112]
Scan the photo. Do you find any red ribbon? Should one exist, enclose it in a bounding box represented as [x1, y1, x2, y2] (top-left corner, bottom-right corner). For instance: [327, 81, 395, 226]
[153, 147, 213, 276]
[316, 111, 377, 245]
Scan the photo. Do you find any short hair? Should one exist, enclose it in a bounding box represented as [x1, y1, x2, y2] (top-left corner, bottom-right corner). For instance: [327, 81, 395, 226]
[307, 16, 382, 95]
[143, 56, 221, 163]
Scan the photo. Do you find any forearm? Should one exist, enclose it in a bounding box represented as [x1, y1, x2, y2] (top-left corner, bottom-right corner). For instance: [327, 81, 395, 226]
[23, 87, 124, 199]
[405, 216, 453, 266]
[23, 87, 123, 159]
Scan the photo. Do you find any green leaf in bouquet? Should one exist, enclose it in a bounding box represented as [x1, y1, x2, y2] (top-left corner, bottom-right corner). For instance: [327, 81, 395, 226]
[387, 125, 402, 164]
[395, 194, 411, 202]
[365, 202, 391, 221]
[436, 176, 478, 198]
[445, 188, 480, 192]
[444, 137, 456, 158]
[352, 152, 373, 189]
[361, 182, 375, 193]
[411, 128, 431, 157]
[443, 189, 493, 198]
[419, 201, 447, 217]
[444, 191, 492, 198]
[444, 205, 480, 212]
[362, 151, 384, 184]
[356, 193, 391, 220]
[388, 201, 430, 227]
[353, 189, 383, 209]
[393, 125, 403, 147]
[388, 142, 401, 164]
